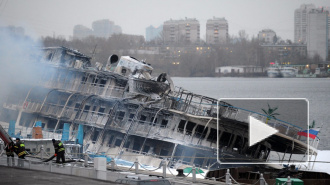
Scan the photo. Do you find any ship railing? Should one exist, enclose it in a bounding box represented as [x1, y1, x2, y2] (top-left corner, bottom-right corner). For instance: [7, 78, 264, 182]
[169, 97, 226, 117]
[39, 80, 125, 98]
[18, 100, 110, 127]
[125, 120, 170, 138]
[219, 104, 303, 141]
[0, 126, 62, 140]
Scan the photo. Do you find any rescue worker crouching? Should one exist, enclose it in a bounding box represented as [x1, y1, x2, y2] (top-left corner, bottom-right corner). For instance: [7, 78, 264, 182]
[14, 138, 27, 167]
[5, 142, 15, 166]
[52, 139, 65, 163]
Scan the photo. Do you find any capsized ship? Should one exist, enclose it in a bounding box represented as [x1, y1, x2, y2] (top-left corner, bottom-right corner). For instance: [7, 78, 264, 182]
[1, 47, 319, 170]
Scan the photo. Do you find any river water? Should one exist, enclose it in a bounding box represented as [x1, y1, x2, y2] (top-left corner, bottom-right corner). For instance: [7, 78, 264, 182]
[172, 77, 330, 150]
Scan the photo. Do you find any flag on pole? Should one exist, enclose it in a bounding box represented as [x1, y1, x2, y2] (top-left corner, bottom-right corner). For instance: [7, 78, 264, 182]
[297, 129, 319, 139]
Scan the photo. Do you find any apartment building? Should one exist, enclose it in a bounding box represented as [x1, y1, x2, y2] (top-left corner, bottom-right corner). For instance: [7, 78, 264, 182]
[206, 17, 228, 44]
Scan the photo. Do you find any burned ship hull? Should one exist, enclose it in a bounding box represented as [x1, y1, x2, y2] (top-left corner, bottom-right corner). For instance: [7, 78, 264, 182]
[0, 47, 318, 170]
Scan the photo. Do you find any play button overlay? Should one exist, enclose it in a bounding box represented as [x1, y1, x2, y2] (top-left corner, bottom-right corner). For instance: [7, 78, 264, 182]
[216, 98, 309, 165]
[249, 116, 278, 147]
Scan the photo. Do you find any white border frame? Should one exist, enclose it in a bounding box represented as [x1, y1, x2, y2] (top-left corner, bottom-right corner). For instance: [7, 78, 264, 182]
[217, 98, 309, 165]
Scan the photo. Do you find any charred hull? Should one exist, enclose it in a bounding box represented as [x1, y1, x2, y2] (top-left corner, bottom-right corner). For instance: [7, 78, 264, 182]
[0, 46, 317, 171]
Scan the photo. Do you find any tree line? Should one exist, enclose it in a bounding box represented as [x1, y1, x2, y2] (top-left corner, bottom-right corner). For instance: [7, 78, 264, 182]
[41, 32, 314, 77]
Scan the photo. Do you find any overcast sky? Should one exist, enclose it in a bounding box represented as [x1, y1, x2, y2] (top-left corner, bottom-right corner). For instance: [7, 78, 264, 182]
[1, 0, 330, 41]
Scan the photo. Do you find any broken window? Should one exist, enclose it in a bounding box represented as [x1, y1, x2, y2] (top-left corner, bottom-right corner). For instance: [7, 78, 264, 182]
[194, 153, 205, 166]
[161, 120, 168, 128]
[207, 128, 217, 143]
[132, 143, 141, 151]
[160, 149, 169, 156]
[139, 115, 147, 124]
[185, 121, 196, 135]
[194, 125, 206, 139]
[219, 131, 231, 147]
[93, 78, 98, 86]
[84, 105, 90, 112]
[143, 145, 150, 153]
[117, 111, 125, 120]
[100, 79, 107, 87]
[114, 139, 122, 147]
[108, 135, 114, 146]
[81, 76, 87, 84]
[98, 107, 105, 115]
[177, 120, 186, 133]
[92, 130, 99, 142]
[150, 117, 157, 125]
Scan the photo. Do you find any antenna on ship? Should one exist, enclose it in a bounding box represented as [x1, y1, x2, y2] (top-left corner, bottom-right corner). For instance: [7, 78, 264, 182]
[90, 44, 97, 63]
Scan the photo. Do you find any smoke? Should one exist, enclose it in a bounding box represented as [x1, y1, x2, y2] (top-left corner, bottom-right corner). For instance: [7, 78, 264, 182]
[0, 27, 44, 110]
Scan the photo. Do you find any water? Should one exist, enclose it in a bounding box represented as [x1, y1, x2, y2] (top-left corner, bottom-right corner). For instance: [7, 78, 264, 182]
[172, 77, 330, 150]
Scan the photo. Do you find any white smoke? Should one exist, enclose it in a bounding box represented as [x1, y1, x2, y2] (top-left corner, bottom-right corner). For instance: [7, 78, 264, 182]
[0, 27, 43, 108]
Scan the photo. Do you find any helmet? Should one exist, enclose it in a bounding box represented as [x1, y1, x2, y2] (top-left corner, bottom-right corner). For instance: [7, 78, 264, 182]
[16, 138, 20, 141]
[52, 139, 56, 143]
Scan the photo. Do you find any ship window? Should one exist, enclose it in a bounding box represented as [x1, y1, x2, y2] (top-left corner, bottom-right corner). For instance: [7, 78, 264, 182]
[46, 148, 50, 152]
[92, 106, 97, 112]
[150, 117, 157, 125]
[139, 115, 147, 124]
[100, 79, 107, 87]
[108, 135, 114, 146]
[194, 153, 205, 166]
[92, 130, 99, 142]
[177, 120, 186, 133]
[160, 149, 169, 156]
[129, 114, 135, 119]
[81, 76, 87, 84]
[132, 142, 141, 151]
[84, 105, 90, 111]
[207, 128, 217, 142]
[161, 120, 168, 127]
[233, 135, 243, 150]
[75, 103, 80, 109]
[143, 145, 150, 153]
[219, 132, 231, 147]
[125, 141, 130, 148]
[117, 111, 125, 120]
[185, 121, 196, 135]
[114, 139, 122, 147]
[93, 78, 99, 86]
[98, 107, 105, 115]
[195, 125, 206, 139]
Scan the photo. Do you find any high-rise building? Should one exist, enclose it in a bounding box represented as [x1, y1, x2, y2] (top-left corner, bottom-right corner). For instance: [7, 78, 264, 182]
[163, 18, 200, 44]
[92, 19, 115, 38]
[258, 29, 277, 44]
[294, 4, 316, 44]
[73, 25, 93, 40]
[206, 17, 228, 44]
[73, 19, 122, 40]
[145, 25, 163, 42]
[307, 8, 329, 61]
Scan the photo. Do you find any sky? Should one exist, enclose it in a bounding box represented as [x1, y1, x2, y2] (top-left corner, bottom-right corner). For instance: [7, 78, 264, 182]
[1, 0, 330, 41]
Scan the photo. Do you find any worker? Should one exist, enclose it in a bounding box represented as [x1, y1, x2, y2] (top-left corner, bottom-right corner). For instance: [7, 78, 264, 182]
[52, 139, 65, 163]
[5, 142, 15, 166]
[14, 138, 27, 167]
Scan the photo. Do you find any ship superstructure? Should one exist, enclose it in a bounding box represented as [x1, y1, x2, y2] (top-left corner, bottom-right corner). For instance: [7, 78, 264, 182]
[1, 47, 318, 170]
